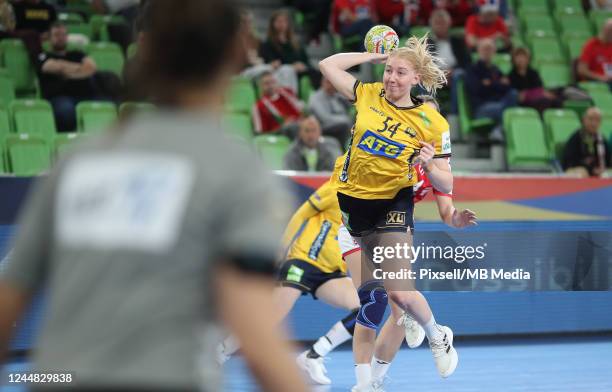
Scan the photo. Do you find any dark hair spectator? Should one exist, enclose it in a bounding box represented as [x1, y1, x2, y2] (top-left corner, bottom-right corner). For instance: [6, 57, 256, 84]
[465, 38, 517, 140]
[0, 0, 15, 33]
[562, 107, 611, 177]
[291, 0, 333, 43]
[428, 9, 471, 71]
[252, 71, 304, 135]
[283, 115, 338, 171]
[38, 22, 100, 132]
[260, 9, 318, 89]
[12, 0, 56, 37]
[577, 18, 612, 88]
[508, 47, 562, 112]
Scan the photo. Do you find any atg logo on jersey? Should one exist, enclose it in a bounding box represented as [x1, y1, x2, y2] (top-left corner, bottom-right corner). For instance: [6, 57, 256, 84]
[357, 130, 405, 159]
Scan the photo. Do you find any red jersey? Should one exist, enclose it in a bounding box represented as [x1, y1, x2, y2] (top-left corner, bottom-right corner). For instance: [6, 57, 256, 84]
[413, 163, 452, 203]
[579, 37, 612, 78]
[252, 88, 303, 133]
[465, 14, 508, 41]
[332, 0, 374, 32]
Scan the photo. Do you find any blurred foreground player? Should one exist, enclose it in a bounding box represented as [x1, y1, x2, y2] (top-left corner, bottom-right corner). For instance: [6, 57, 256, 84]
[0, 1, 309, 391]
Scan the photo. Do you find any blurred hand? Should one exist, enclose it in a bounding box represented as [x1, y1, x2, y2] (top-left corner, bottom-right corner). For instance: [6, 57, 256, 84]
[482, 78, 491, 86]
[451, 209, 478, 228]
[293, 62, 307, 73]
[500, 77, 510, 85]
[416, 141, 435, 166]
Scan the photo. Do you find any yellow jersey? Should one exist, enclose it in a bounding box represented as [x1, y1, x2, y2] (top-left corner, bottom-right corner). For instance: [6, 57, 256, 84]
[282, 180, 345, 274]
[333, 81, 452, 199]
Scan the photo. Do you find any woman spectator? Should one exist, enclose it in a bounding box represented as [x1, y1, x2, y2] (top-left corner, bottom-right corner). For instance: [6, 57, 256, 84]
[260, 10, 318, 90]
[508, 47, 561, 112]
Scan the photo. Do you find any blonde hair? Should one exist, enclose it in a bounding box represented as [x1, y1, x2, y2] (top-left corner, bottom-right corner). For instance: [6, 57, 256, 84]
[389, 34, 447, 94]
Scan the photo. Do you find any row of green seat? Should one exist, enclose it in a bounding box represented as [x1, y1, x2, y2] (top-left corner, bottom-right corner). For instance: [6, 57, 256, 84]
[504, 107, 612, 170]
[226, 75, 314, 114]
[58, 12, 129, 42]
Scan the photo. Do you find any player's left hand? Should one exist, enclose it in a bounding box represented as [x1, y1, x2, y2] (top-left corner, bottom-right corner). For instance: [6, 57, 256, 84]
[452, 209, 477, 228]
[416, 141, 435, 166]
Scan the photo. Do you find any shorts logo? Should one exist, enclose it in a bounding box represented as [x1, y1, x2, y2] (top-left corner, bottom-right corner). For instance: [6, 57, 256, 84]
[441, 131, 451, 154]
[341, 211, 352, 231]
[386, 211, 406, 225]
[287, 265, 304, 283]
[357, 130, 405, 159]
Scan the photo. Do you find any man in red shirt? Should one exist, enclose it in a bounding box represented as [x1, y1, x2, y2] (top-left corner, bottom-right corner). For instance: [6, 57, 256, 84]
[331, 0, 375, 50]
[465, 0, 510, 51]
[252, 71, 304, 134]
[578, 19, 612, 87]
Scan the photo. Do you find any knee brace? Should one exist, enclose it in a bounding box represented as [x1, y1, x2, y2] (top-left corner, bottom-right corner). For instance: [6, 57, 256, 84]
[356, 281, 388, 330]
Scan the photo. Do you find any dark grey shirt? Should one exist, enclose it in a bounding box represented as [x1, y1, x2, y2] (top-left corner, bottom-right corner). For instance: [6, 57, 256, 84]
[1, 110, 292, 390]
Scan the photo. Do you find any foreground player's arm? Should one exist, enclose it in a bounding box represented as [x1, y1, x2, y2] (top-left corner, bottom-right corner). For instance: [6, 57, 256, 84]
[417, 141, 453, 195]
[319, 52, 388, 100]
[434, 195, 477, 229]
[215, 264, 308, 392]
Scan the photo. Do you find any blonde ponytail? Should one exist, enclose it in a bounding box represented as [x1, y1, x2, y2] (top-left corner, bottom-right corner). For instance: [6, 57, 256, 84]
[389, 34, 447, 94]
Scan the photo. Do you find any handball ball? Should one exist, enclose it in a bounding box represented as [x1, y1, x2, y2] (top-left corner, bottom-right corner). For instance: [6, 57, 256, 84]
[364, 25, 399, 54]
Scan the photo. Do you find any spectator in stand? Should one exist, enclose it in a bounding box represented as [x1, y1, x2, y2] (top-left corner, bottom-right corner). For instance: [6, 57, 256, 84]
[253, 71, 304, 136]
[38, 22, 98, 132]
[12, 0, 56, 38]
[465, 0, 510, 52]
[260, 10, 318, 91]
[308, 76, 352, 147]
[416, 0, 475, 28]
[0, 0, 42, 60]
[283, 115, 338, 171]
[509, 46, 561, 112]
[465, 38, 517, 140]
[578, 18, 612, 89]
[428, 9, 471, 72]
[0, 0, 15, 33]
[240, 10, 299, 93]
[291, 0, 332, 43]
[590, 0, 612, 11]
[374, 0, 408, 35]
[562, 107, 611, 177]
[89, 0, 141, 51]
[331, 0, 375, 50]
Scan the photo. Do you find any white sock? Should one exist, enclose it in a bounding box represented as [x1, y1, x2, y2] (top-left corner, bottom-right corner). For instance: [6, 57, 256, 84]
[423, 315, 443, 341]
[312, 321, 352, 357]
[354, 363, 371, 386]
[222, 335, 240, 356]
[371, 357, 390, 381]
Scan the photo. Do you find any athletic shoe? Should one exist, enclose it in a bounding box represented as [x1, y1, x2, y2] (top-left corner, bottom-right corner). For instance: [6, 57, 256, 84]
[397, 312, 425, 348]
[351, 384, 373, 392]
[428, 325, 458, 378]
[371, 377, 386, 392]
[297, 351, 331, 385]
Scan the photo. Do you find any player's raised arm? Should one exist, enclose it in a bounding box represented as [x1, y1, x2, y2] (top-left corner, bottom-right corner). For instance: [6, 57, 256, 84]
[319, 52, 388, 101]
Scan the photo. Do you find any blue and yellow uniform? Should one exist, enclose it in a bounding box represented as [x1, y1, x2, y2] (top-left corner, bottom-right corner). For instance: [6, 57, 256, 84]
[278, 180, 347, 297]
[334, 81, 452, 235]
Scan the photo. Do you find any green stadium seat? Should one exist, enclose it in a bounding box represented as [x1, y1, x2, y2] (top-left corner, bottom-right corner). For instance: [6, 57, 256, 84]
[517, 0, 549, 14]
[64, 0, 94, 17]
[299, 75, 313, 101]
[226, 78, 257, 113]
[373, 63, 385, 79]
[503, 108, 553, 170]
[521, 15, 556, 34]
[9, 99, 56, 139]
[333, 34, 362, 52]
[556, 14, 594, 37]
[589, 90, 612, 109]
[253, 134, 291, 170]
[543, 108, 581, 158]
[0, 70, 15, 108]
[457, 77, 495, 137]
[88, 42, 125, 76]
[492, 53, 512, 74]
[450, 27, 465, 37]
[0, 39, 38, 97]
[538, 62, 570, 88]
[67, 23, 94, 40]
[55, 133, 81, 159]
[554, 0, 583, 10]
[90, 14, 129, 42]
[223, 112, 254, 142]
[118, 101, 155, 119]
[600, 115, 612, 140]
[578, 81, 609, 94]
[563, 99, 592, 119]
[565, 36, 590, 61]
[0, 108, 10, 137]
[529, 37, 566, 65]
[58, 12, 84, 25]
[76, 101, 117, 133]
[408, 26, 430, 39]
[590, 10, 612, 34]
[5, 134, 52, 176]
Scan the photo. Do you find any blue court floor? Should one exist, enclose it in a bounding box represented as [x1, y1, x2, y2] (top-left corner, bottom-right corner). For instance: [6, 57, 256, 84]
[224, 336, 612, 392]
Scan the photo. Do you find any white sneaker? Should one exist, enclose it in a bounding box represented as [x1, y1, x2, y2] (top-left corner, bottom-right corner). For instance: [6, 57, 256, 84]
[428, 325, 458, 378]
[371, 377, 386, 392]
[296, 351, 331, 385]
[351, 384, 373, 392]
[397, 312, 425, 348]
